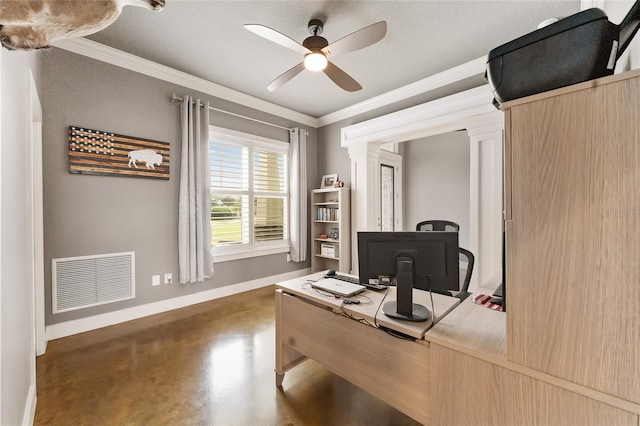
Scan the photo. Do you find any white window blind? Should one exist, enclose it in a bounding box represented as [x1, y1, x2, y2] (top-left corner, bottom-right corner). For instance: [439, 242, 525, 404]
[210, 141, 249, 247]
[210, 128, 289, 259]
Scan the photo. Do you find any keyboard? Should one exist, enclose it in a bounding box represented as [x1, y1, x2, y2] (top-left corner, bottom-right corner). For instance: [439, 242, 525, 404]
[330, 272, 388, 291]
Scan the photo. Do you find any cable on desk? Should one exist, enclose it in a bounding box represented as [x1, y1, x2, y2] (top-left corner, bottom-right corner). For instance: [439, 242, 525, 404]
[300, 280, 413, 339]
[300, 279, 318, 291]
[325, 288, 420, 341]
[300, 282, 321, 293]
[425, 276, 435, 327]
[370, 282, 424, 341]
[429, 289, 435, 325]
[378, 325, 416, 341]
[373, 285, 391, 329]
[352, 293, 373, 305]
[333, 303, 377, 328]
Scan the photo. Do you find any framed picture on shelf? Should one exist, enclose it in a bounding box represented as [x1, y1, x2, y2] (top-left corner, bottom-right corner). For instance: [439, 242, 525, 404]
[321, 174, 338, 189]
[329, 227, 339, 240]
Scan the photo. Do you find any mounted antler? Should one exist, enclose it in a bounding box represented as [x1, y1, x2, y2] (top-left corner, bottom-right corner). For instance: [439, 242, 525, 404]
[0, 0, 165, 51]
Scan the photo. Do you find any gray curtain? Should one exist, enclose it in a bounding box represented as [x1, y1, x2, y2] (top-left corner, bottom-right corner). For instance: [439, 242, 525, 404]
[289, 128, 307, 262]
[178, 96, 213, 283]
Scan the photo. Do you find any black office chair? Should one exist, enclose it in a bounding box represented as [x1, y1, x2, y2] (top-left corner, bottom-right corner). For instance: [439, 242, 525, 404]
[416, 221, 471, 300]
[415, 220, 460, 232]
[457, 247, 475, 300]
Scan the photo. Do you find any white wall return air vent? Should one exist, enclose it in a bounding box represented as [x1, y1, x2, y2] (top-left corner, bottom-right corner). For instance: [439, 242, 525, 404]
[52, 251, 135, 314]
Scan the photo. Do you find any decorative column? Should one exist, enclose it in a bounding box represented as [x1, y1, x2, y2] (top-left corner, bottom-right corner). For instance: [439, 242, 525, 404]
[346, 141, 382, 273]
[465, 112, 504, 291]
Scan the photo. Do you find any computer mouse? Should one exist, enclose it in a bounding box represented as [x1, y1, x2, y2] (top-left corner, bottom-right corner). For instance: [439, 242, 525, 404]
[325, 269, 336, 277]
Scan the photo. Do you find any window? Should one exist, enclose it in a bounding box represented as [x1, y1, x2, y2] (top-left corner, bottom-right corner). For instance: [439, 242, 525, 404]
[209, 127, 289, 261]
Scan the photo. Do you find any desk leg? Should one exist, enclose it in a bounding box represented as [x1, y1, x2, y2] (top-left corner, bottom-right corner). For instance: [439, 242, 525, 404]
[275, 289, 307, 387]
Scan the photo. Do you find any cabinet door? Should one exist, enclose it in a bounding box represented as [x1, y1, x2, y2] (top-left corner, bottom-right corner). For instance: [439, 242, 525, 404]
[506, 75, 640, 403]
[431, 345, 637, 425]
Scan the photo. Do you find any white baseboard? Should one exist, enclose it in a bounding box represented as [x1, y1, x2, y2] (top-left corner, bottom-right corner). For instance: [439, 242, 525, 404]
[22, 383, 36, 426]
[46, 268, 311, 341]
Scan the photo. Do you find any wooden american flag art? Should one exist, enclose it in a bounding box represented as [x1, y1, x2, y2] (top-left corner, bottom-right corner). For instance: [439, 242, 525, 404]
[68, 126, 170, 179]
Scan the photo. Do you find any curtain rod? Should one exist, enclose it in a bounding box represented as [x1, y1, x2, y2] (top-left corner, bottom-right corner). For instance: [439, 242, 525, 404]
[171, 93, 294, 132]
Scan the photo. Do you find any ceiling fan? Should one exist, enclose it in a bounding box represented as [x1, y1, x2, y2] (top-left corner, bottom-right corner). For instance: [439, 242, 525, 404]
[244, 19, 387, 92]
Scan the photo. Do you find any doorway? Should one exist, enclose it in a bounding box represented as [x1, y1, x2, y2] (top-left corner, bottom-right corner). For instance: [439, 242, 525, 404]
[342, 86, 503, 289]
[378, 149, 402, 231]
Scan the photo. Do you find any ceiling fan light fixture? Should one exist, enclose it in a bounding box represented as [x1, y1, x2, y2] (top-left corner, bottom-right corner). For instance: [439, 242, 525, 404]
[304, 51, 328, 71]
[245, 19, 386, 91]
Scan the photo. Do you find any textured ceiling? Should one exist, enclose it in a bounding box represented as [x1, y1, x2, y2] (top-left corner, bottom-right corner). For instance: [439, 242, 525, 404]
[87, 1, 581, 118]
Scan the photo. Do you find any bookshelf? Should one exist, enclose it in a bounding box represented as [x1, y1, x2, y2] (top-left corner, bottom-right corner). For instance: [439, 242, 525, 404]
[311, 187, 350, 273]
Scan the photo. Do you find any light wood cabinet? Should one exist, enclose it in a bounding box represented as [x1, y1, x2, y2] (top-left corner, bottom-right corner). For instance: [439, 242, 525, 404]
[431, 344, 637, 425]
[504, 70, 640, 404]
[425, 70, 640, 425]
[310, 188, 351, 273]
[427, 284, 640, 424]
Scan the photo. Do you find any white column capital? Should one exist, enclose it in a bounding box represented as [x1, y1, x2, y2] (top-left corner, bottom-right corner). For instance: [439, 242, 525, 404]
[347, 140, 382, 162]
[465, 111, 504, 139]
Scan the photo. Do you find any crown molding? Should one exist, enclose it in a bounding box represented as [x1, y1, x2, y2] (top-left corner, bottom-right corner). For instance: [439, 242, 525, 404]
[316, 56, 487, 127]
[51, 37, 320, 128]
[52, 37, 487, 130]
[341, 85, 496, 147]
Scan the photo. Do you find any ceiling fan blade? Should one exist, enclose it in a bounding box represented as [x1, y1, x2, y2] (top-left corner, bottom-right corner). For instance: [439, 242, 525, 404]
[267, 62, 306, 92]
[323, 61, 362, 92]
[244, 24, 311, 55]
[322, 21, 387, 57]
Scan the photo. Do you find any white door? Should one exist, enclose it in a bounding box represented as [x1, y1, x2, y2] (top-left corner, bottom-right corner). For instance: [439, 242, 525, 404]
[377, 149, 402, 231]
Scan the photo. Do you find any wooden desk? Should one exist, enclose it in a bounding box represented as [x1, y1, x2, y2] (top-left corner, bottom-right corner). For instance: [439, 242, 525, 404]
[277, 275, 640, 425]
[425, 285, 506, 361]
[275, 271, 460, 425]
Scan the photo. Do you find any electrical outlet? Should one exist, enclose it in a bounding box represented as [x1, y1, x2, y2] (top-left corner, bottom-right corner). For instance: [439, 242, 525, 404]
[164, 273, 173, 284]
[286, 254, 291, 262]
[152, 275, 160, 286]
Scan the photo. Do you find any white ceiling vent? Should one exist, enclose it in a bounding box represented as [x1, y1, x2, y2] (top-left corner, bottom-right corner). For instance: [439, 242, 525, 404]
[52, 252, 135, 314]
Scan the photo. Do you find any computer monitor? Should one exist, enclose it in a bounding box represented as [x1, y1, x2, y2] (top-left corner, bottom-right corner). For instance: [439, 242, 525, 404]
[358, 231, 459, 322]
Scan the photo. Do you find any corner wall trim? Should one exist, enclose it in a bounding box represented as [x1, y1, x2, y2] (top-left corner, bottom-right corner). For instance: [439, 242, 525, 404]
[45, 268, 311, 341]
[22, 384, 36, 426]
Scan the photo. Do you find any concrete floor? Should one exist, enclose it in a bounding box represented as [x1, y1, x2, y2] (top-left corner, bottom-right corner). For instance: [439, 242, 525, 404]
[34, 286, 421, 425]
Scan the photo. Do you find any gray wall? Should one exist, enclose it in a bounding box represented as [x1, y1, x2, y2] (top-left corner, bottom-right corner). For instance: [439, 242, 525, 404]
[41, 48, 316, 325]
[402, 132, 470, 248]
[1, 48, 42, 425]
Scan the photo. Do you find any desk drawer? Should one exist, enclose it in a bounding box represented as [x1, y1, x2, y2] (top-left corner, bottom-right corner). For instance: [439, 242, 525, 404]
[280, 293, 430, 425]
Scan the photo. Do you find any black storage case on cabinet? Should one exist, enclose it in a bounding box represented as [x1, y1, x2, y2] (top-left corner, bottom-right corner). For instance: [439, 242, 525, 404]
[487, 1, 640, 106]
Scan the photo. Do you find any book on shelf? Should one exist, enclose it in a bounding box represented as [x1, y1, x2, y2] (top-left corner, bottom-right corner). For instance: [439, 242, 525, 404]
[315, 207, 339, 221]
